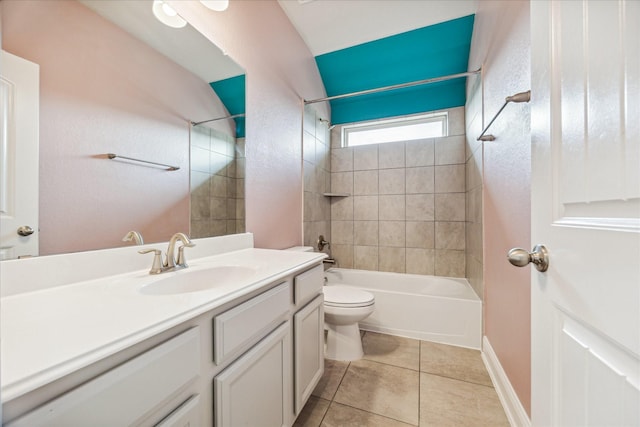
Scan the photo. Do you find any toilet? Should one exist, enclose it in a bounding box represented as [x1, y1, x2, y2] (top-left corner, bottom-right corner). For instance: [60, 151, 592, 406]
[285, 246, 375, 361]
[323, 285, 375, 361]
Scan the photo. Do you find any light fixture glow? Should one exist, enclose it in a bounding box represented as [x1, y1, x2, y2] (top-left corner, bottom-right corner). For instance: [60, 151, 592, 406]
[152, 0, 187, 28]
[200, 0, 229, 12]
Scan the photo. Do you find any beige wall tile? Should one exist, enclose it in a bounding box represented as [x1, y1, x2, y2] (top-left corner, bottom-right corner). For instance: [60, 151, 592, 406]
[435, 249, 465, 277]
[435, 164, 465, 193]
[353, 145, 378, 170]
[331, 172, 353, 194]
[379, 247, 406, 273]
[378, 142, 405, 169]
[353, 196, 378, 220]
[331, 220, 354, 245]
[331, 244, 354, 269]
[379, 221, 406, 247]
[405, 139, 434, 167]
[406, 221, 435, 249]
[466, 148, 483, 190]
[354, 245, 378, 270]
[191, 125, 210, 150]
[331, 197, 354, 220]
[448, 106, 466, 136]
[379, 195, 405, 220]
[435, 135, 465, 165]
[406, 166, 435, 194]
[331, 147, 353, 172]
[379, 168, 405, 194]
[354, 170, 379, 195]
[406, 194, 435, 221]
[435, 221, 465, 250]
[354, 221, 378, 246]
[435, 193, 465, 221]
[406, 248, 435, 275]
[466, 256, 484, 300]
[466, 186, 482, 224]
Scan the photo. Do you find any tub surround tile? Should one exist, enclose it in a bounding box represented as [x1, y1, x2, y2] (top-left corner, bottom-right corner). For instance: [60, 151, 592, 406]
[312, 359, 350, 401]
[434, 249, 465, 278]
[331, 221, 354, 245]
[354, 170, 379, 195]
[435, 222, 466, 250]
[293, 396, 330, 427]
[435, 165, 465, 193]
[353, 196, 379, 221]
[406, 194, 435, 222]
[304, 131, 317, 164]
[322, 402, 414, 427]
[379, 195, 406, 220]
[330, 244, 354, 269]
[405, 222, 435, 249]
[362, 332, 420, 371]
[405, 166, 435, 194]
[419, 374, 509, 427]
[354, 145, 379, 170]
[435, 193, 465, 221]
[354, 221, 379, 246]
[379, 221, 406, 247]
[331, 172, 353, 194]
[378, 142, 406, 169]
[420, 341, 492, 387]
[354, 246, 379, 270]
[435, 135, 466, 165]
[379, 168, 406, 194]
[378, 247, 406, 273]
[333, 359, 419, 425]
[331, 148, 353, 172]
[331, 197, 354, 221]
[405, 248, 436, 275]
[405, 139, 435, 167]
[448, 106, 466, 136]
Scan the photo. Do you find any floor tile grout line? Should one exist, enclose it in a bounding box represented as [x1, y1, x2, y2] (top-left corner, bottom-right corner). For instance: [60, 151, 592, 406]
[420, 370, 496, 389]
[329, 400, 419, 427]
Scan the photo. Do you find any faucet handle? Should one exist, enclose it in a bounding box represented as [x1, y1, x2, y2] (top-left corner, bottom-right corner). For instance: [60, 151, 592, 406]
[138, 249, 164, 274]
[176, 242, 195, 267]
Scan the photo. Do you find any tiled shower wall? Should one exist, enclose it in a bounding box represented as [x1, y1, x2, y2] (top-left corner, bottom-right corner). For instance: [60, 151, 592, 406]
[465, 74, 484, 299]
[328, 107, 467, 277]
[303, 105, 332, 249]
[190, 125, 246, 238]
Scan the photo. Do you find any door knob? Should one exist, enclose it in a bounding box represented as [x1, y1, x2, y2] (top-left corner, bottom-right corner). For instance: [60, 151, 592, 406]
[17, 226, 34, 237]
[508, 244, 549, 272]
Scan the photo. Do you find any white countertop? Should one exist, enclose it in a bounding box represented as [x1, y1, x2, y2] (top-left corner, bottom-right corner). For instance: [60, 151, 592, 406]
[1, 248, 325, 401]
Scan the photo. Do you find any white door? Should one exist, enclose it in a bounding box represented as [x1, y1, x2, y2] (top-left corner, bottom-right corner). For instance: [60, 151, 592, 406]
[530, 1, 640, 425]
[0, 50, 39, 260]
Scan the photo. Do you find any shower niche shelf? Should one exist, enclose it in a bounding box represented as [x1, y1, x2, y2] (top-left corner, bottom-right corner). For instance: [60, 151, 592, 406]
[322, 193, 350, 197]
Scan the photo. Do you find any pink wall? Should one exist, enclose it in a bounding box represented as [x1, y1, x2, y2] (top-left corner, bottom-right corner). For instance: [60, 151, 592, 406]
[170, 0, 328, 249]
[2, 1, 231, 255]
[467, 0, 532, 416]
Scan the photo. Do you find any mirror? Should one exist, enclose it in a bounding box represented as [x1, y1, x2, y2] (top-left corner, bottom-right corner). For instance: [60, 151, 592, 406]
[0, 0, 245, 259]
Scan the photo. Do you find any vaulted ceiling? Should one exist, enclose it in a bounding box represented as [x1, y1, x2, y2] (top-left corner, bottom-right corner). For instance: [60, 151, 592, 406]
[278, 0, 478, 125]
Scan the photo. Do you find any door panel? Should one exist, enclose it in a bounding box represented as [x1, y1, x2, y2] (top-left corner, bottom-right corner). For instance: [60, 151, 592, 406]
[531, 1, 640, 425]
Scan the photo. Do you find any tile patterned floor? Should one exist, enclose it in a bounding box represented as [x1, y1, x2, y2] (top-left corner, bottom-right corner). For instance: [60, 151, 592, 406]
[294, 331, 510, 427]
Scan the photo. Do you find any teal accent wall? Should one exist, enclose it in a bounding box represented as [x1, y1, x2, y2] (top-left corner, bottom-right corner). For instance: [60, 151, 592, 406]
[210, 74, 246, 137]
[315, 15, 474, 125]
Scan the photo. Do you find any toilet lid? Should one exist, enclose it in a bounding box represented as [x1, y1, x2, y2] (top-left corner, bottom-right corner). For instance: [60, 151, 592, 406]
[323, 285, 375, 308]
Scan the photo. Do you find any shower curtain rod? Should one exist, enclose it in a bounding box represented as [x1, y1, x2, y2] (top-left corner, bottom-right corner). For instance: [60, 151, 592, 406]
[304, 69, 481, 105]
[190, 113, 245, 127]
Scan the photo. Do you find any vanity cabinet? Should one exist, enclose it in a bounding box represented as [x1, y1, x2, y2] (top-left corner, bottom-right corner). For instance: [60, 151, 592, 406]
[3, 260, 325, 427]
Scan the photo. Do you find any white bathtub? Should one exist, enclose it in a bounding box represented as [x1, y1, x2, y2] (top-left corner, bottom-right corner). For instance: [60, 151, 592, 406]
[324, 268, 482, 349]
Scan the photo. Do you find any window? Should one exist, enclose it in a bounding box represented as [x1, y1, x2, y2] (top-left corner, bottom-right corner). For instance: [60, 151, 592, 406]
[342, 112, 448, 147]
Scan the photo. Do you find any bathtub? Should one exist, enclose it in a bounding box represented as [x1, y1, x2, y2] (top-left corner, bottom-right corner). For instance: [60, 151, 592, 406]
[324, 268, 482, 349]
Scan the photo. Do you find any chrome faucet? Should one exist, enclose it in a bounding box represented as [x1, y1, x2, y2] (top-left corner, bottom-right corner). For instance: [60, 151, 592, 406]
[138, 232, 195, 274]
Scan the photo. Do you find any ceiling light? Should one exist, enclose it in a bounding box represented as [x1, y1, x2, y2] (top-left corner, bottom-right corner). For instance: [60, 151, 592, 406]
[152, 0, 187, 28]
[200, 0, 229, 12]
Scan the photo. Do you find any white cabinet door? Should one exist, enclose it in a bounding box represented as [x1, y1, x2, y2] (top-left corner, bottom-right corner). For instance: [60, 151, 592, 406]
[531, 1, 640, 425]
[214, 322, 292, 427]
[294, 294, 324, 415]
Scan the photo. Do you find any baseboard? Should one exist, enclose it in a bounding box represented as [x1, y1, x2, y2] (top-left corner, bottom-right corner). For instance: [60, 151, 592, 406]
[482, 336, 531, 427]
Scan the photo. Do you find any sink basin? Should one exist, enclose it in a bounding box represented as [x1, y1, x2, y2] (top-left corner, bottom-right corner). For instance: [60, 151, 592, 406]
[139, 266, 257, 295]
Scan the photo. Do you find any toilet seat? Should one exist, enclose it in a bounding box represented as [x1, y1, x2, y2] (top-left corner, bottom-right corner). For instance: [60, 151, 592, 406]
[323, 285, 374, 308]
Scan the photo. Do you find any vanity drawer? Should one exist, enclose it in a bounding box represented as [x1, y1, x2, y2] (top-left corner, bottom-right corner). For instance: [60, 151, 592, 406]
[7, 328, 200, 427]
[213, 282, 289, 364]
[294, 264, 324, 306]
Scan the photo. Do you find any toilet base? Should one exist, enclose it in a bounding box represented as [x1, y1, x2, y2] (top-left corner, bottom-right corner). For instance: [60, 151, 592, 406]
[325, 322, 363, 361]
